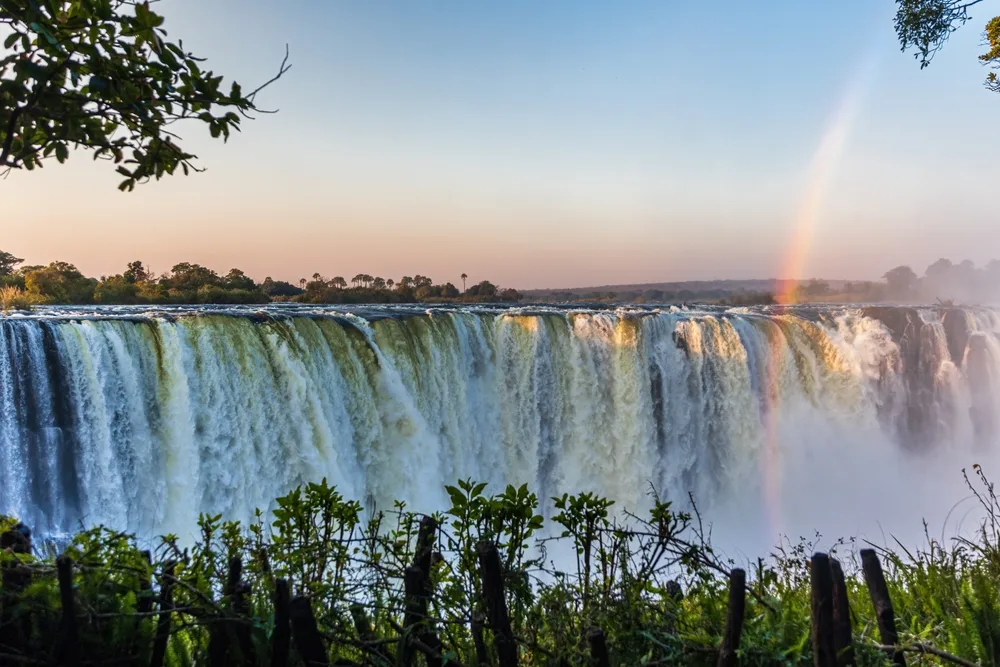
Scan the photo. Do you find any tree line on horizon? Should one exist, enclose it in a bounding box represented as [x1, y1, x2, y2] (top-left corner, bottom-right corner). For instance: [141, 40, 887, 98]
[0, 250, 520, 309]
[524, 258, 1000, 306]
[794, 259, 1000, 305]
[4, 249, 1000, 311]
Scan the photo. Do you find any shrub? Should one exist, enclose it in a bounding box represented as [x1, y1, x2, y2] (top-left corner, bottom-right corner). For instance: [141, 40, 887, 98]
[0, 285, 39, 312]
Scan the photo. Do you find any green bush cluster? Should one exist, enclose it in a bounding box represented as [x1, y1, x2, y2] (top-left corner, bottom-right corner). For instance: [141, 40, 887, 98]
[3, 468, 1000, 665]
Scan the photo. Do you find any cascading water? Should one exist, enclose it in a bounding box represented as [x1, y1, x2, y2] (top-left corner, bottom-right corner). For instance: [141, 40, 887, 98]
[1, 304, 998, 551]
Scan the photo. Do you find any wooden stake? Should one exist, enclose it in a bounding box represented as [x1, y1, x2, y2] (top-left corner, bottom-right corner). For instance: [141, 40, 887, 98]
[717, 568, 746, 667]
[860, 549, 905, 666]
[56, 555, 79, 667]
[587, 627, 610, 667]
[477, 541, 519, 667]
[810, 553, 836, 667]
[149, 560, 175, 667]
[271, 579, 291, 667]
[829, 559, 855, 667]
[290, 596, 328, 666]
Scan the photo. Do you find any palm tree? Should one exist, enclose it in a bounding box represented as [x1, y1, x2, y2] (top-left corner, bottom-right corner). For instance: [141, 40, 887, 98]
[312, 272, 323, 283]
[352, 274, 364, 288]
[299, 278, 306, 290]
[332, 276, 346, 290]
[461, 273, 468, 293]
[373, 277, 386, 290]
[387, 278, 395, 290]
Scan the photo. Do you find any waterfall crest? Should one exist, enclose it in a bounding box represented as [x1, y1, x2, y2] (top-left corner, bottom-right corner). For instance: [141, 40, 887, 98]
[1, 305, 998, 543]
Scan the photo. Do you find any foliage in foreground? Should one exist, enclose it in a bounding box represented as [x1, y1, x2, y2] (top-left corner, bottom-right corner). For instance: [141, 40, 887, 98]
[4, 469, 1000, 665]
[1, 0, 288, 186]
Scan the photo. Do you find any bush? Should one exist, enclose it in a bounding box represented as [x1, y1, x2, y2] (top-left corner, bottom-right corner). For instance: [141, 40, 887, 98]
[195, 285, 270, 304]
[93, 276, 141, 304]
[3, 468, 1000, 665]
[0, 285, 38, 312]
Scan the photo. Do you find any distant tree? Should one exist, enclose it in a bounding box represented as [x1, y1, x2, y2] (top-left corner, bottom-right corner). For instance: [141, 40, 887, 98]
[123, 260, 152, 284]
[312, 273, 324, 283]
[926, 257, 954, 278]
[413, 275, 432, 288]
[0, 0, 290, 187]
[398, 276, 413, 290]
[351, 274, 364, 288]
[261, 277, 302, 297]
[299, 278, 306, 290]
[894, 0, 1000, 93]
[167, 263, 219, 291]
[373, 277, 386, 290]
[499, 288, 521, 302]
[461, 273, 468, 292]
[94, 275, 140, 304]
[440, 282, 460, 298]
[332, 276, 347, 290]
[472, 280, 497, 298]
[801, 279, 831, 298]
[0, 250, 24, 276]
[884, 265, 919, 297]
[415, 285, 441, 300]
[386, 278, 394, 290]
[24, 261, 96, 303]
[223, 268, 256, 291]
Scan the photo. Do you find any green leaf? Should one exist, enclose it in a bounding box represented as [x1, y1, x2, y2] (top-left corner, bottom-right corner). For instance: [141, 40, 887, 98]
[4, 33, 19, 49]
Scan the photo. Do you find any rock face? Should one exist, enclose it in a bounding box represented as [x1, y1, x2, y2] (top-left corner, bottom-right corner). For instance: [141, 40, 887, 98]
[967, 333, 996, 448]
[862, 308, 921, 445]
[941, 309, 972, 367]
[861, 307, 953, 451]
[861, 306, 922, 343]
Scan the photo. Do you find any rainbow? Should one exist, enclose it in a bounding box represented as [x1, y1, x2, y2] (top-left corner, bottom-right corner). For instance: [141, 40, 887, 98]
[777, 53, 879, 305]
[766, 49, 880, 537]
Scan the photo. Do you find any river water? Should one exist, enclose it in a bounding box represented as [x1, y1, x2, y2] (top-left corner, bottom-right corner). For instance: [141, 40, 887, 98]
[1, 303, 997, 554]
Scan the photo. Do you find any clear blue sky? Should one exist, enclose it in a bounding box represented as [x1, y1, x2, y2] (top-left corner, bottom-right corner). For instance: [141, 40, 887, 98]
[5, 0, 999, 289]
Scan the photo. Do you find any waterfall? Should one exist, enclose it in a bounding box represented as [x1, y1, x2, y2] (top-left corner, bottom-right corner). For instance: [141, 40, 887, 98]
[1, 305, 998, 546]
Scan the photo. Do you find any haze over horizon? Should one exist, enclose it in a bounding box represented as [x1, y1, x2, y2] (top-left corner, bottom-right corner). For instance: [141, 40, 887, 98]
[5, 0, 998, 290]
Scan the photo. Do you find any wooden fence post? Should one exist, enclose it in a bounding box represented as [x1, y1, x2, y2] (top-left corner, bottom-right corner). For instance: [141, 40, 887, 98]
[234, 581, 256, 666]
[137, 550, 153, 615]
[810, 553, 836, 667]
[829, 559, 855, 667]
[402, 516, 442, 667]
[471, 611, 491, 667]
[860, 549, 905, 666]
[665, 579, 684, 635]
[586, 627, 610, 667]
[149, 560, 176, 667]
[290, 596, 328, 666]
[271, 579, 291, 667]
[56, 554, 79, 667]
[717, 568, 746, 667]
[477, 541, 518, 667]
[352, 603, 393, 665]
[130, 549, 154, 661]
[208, 556, 242, 664]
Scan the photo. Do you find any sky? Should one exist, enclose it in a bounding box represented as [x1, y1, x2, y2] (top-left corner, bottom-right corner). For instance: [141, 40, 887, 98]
[4, 0, 999, 290]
